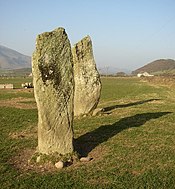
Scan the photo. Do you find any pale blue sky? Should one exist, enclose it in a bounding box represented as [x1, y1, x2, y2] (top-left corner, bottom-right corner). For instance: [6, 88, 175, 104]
[1, 0, 175, 71]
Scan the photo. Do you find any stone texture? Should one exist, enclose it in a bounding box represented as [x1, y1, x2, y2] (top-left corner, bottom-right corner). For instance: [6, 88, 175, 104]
[32, 28, 74, 155]
[72, 36, 101, 116]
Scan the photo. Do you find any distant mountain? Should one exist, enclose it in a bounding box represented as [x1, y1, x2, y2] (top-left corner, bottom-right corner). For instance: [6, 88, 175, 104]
[132, 59, 175, 75]
[0, 45, 31, 70]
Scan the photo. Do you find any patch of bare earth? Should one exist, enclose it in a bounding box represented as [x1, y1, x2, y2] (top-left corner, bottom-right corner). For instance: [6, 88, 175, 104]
[68, 145, 109, 170]
[0, 97, 36, 109]
[9, 145, 109, 174]
[9, 149, 58, 174]
[9, 124, 37, 139]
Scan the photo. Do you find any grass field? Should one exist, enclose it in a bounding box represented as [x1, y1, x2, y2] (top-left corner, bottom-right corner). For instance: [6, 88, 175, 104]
[0, 77, 175, 188]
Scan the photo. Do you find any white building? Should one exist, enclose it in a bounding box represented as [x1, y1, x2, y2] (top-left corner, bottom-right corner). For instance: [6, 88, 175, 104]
[137, 72, 154, 77]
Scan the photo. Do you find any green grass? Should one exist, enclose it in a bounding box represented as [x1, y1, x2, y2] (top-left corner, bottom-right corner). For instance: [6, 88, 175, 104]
[1, 77, 175, 188]
[0, 90, 34, 100]
[0, 77, 34, 100]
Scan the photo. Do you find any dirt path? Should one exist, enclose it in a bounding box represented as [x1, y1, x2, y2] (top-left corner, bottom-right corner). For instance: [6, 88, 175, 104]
[0, 97, 36, 109]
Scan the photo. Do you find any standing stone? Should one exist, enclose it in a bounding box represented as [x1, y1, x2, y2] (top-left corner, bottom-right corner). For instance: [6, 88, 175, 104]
[32, 28, 74, 155]
[72, 36, 101, 117]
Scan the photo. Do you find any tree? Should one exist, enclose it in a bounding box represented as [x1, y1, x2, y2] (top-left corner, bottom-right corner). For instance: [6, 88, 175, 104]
[116, 72, 126, 77]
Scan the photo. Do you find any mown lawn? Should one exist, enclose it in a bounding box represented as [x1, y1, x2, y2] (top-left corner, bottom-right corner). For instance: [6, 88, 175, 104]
[0, 77, 175, 189]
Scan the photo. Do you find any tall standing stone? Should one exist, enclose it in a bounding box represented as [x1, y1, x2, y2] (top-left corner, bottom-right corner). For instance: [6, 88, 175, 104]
[72, 36, 101, 116]
[32, 28, 74, 155]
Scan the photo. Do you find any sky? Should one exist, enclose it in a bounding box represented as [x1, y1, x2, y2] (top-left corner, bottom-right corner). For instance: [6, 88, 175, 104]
[1, 0, 175, 72]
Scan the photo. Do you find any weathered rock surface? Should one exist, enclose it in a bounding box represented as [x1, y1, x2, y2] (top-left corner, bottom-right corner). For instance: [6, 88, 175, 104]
[32, 28, 74, 155]
[72, 36, 101, 116]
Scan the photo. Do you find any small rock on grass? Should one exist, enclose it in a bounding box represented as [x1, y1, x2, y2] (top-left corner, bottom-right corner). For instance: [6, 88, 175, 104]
[80, 157, 92, 162]
[92, 108, 103, 116]
[36, 156, 41, 163]
[55, 161, 64, 169]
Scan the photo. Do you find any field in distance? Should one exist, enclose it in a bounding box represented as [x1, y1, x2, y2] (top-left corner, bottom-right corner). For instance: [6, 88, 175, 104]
[0, 77, 175, 188]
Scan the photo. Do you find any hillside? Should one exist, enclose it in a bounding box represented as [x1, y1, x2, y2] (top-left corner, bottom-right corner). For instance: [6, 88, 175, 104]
[132, 59, 175, 75]
[0, 45, 31, 69]
[0, 68, 32, 77]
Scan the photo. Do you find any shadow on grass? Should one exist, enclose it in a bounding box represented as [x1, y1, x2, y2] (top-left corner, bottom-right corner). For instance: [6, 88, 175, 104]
[74, 112, 171, 157]
[103, 99, 160, 112]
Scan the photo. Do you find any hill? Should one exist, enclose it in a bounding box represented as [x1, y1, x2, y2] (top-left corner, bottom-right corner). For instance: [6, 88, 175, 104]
[0, 45, 31, 69]
[132, 59, 175, 75]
